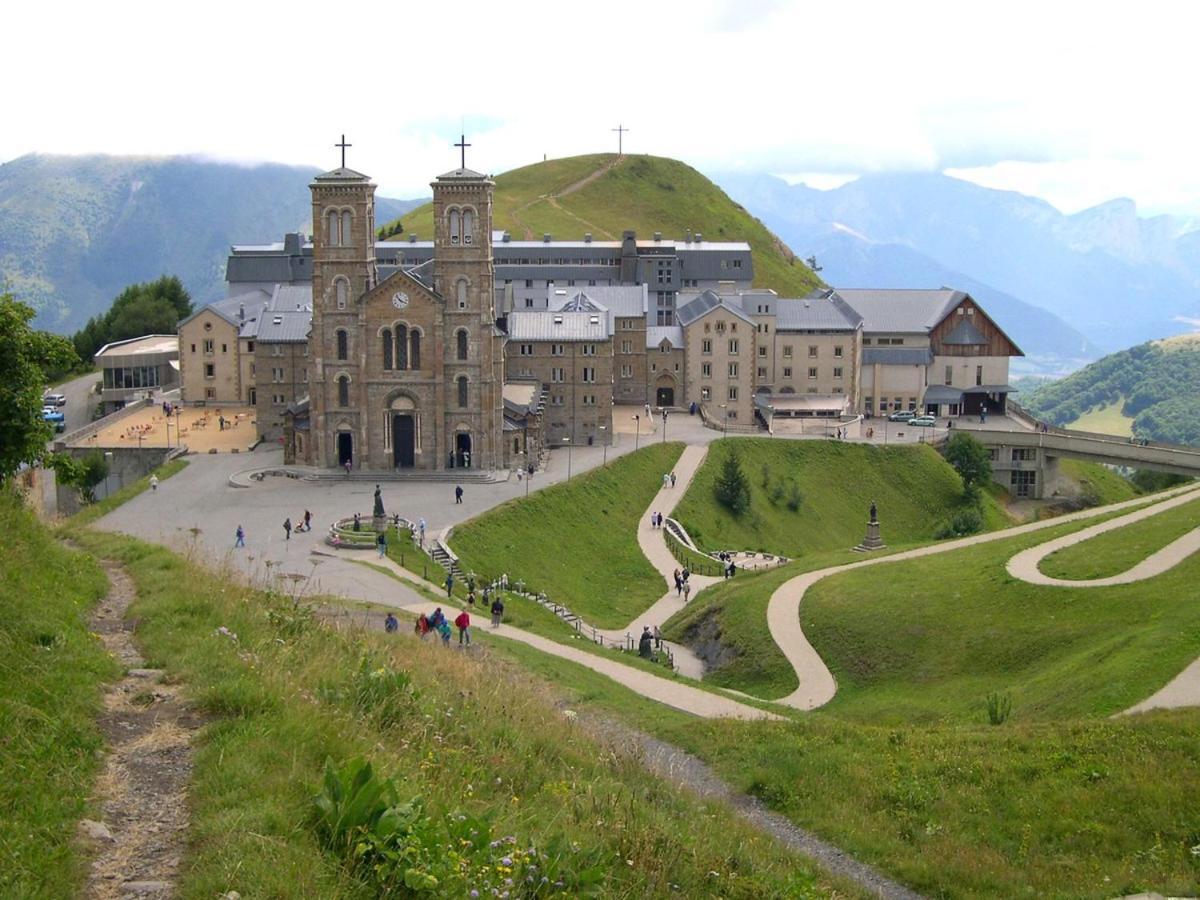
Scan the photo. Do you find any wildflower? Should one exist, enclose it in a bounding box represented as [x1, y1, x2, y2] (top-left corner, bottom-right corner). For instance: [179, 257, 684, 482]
[501, 856, 512, 867]
[470, 892, 479, 898]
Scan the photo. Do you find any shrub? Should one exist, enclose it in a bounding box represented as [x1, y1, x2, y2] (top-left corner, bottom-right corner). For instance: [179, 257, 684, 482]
[785, 479, 804, 512]
[935, 507, 984, 539]
[350, 656, 420, 729]
[985, 691, 1012, 725]
[713, 449, 750, 516]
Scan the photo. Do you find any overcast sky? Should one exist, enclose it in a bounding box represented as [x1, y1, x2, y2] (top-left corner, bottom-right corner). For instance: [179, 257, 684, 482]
[5, 0, 1199, 216]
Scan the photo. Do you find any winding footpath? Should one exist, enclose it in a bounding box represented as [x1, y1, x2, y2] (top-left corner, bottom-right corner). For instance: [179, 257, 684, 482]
[768, 482, 1200, 711]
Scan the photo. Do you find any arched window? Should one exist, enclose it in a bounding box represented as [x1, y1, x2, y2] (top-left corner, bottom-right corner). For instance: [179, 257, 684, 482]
[456, 279, 468, 310]
[337, 376, 349, 407]
[381, 329, 393, 370]
[456, 329, 468, 361]
[449, 209, 460, 245]
[336, 329, 348, 361]
[462, 209, 474, 245]
[410, 330, 421, 369]
[341, 210, 353, 246]
[335, 278, 348, 310]
[395, 324, 408, 370]
[457, 376, 468, 408]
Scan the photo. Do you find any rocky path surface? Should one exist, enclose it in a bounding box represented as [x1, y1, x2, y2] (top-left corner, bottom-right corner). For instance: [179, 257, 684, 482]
[80, 563, 200, 899]
[767, 483, 1200, 711]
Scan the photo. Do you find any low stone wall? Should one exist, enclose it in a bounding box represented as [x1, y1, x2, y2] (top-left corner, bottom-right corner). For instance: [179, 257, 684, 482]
[54, 445, 178, 517]
[55, 397, 153, 449]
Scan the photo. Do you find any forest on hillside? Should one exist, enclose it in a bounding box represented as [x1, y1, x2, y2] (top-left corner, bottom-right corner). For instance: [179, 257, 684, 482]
[1023, 340, 1200, 445]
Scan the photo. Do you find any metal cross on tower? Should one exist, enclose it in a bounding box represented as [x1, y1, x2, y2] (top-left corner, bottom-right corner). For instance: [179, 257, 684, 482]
[454, 133, 471, 169]
[612, 124, 629, 155]
[335, 134, 352, 168]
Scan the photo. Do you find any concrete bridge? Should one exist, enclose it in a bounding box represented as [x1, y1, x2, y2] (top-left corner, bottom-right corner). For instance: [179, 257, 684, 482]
[958, 405, 1200, 499]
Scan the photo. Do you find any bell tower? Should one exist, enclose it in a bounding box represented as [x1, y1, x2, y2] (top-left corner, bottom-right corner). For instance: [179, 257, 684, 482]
[431, 138, 504, 469]
[308, 136, 378, 468]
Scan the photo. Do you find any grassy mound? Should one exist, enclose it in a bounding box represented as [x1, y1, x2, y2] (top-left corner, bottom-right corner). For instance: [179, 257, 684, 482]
[802, 508, 1200, 724]
[450, 443, 684, 628]
[386, 154, 823, 299]
[69, 527, 844, 898]
[1040, 494, 1200, 581]
[673, 438, 1008, 557]
[0, 490, 118, 896]
[1057, 458, 1140, 506]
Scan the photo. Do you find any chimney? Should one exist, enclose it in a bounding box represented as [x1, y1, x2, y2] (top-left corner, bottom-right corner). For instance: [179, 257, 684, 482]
[686, 230, 693, 243]
[408, 234, 417, 243]
[502, 232, 511, 243]
[584, 233, 592, 243]
[543, 233, 552, 243]
[695, 233, 703, 243]
[238, 303, 245, 322]
[653, 231, 662, 242]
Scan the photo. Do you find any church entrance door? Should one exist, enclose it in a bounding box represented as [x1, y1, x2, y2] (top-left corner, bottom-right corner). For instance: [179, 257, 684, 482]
[656, 386, 675, 407]
[455, 433, 472, 468]
[336, 432, 353, 467]
[393, 415, 415, 468]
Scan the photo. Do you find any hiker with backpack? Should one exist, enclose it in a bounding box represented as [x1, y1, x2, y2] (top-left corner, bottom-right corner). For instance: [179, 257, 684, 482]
[454, 609, 471, 646]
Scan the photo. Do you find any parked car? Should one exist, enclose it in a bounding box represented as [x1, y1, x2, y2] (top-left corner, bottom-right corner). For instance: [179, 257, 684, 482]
[887, 410, 916, 422]
[44, 392, 67, 407]
[908, 415, 937, 427]
[42, 408, 66, 432]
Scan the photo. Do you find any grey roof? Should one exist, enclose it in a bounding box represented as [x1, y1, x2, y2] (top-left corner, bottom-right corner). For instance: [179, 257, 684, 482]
[506, 311, 610, 341]
[942, 318, 988, 345]
[436, 167, 489, 181]
[554, 292, 608, 314]
[549, 285, 647, 318]
[646, 326, 684, 349]
[775, 293, 862, 331]
[257, 305, 312, 343]
[923, 385, 963, 403]
[833, 289, 963, 333]
[675, 290, 756, 327]
[313, 167, 370, 182]
[862, 347, 934, 366]
[179, 288, 271, 330]
[267, 284, 313, 313]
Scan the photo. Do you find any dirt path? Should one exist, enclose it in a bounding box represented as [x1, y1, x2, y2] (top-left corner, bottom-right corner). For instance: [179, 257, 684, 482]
[508, 156, 626, 240]
[79, 562, 200, 899]
[766, 483, 1200, 711]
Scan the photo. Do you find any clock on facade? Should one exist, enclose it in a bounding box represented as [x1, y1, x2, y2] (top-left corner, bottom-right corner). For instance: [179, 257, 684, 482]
[391, 291, 409, 309]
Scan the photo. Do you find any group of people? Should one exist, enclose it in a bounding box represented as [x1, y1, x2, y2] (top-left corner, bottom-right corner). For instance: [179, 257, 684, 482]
[661, 472, 678, 489]
[672, 566, 693, 602]
[716, 551, 739, 579]
[280, 510, 314, 542]
[649, 511, 667, 529]
[638, 624, 664, 658]
[407, 591, 506, 648]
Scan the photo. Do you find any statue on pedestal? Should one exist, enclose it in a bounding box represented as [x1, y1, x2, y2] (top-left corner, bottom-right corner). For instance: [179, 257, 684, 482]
[373, 484, 385, 518]
[869, 500, 878, 524]
[854, 500, 886, 552]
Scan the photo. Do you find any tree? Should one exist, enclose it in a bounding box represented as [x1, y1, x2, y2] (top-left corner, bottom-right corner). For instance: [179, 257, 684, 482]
[72, 451, 110, 504]
[71, 276, 193, 363]
[713, 448, 751, 515]
[0, 293, 79, 481]
[944, 432, 992, 500]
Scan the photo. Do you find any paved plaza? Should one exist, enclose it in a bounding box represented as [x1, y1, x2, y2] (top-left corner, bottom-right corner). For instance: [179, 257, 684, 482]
[70, 404, 257, 453]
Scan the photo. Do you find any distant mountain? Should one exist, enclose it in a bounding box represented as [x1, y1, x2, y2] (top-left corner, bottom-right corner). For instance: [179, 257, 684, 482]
[386, 154, 824, 299]
[713, 171, 1200, 366]
[1021, 334, 1200, 446]
[0, 154, 423, 333]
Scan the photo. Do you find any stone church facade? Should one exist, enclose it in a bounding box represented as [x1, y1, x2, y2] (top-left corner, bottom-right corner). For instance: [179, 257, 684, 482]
[304, 164, 505, 471]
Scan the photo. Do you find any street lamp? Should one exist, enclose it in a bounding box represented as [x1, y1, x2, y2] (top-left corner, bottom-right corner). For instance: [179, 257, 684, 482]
[598, 424, 608, 465]
[563, 436, 572, 481]
[719, 403, 728, 436]
[661, 409, 668, 443]
[103, 451, 113, 499]
[633, 414, 640, 450]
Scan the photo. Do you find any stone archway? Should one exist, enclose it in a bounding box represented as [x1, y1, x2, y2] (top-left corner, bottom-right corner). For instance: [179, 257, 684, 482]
[389, 394, 418, 469]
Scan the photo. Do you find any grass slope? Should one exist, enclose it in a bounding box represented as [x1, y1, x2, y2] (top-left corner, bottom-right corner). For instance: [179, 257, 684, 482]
[673, 438, 1008, 557]
[802, 509, 1200, 724]
[1068, 398, 1134, 437]
[0, 490, 118, 896]
[1040, 495, 1200, 581]
[450, 443, 684, 628]
[69, 528, 847, 899]
[387, 154, 823, 299]
[1057, 458, 1140, 506]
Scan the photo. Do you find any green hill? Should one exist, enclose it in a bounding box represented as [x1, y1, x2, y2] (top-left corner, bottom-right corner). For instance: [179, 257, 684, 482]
[672, 438, 1009, 558]
[1023, 334, 1200, 445]
[384, 154, 824, 298]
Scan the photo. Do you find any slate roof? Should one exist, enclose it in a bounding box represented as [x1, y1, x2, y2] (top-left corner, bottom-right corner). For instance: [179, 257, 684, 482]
[675, 290, 756, 327]
[833, 289, 963, 333]
[437, 167, 489, 180]
[506, 311, 610, 341]
[313, 167, 370, 182]
[922, 385, 963, 403]
[268, 284, 312, 312]
[775, 293, 862, 331]
[257, 310, 311, 343]
[646, 326, 684, 349]
[179, 288, 272, 331]
[862, 347, 934, 366]
[549, 285, 647, 318]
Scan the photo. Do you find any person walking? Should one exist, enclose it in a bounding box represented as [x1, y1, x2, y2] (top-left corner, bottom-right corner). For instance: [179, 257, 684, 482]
[415, 613, 431, 639]
[384, 613, 398, 634]
[235, 525, 245, 547]
[437, 619, 452, 646]
[303, 509, 312, 532]
[149, 474, 158, 492]
[418, 517, 426, 546]
[683, 580, 691, 603]
[663, 473, 670, 489]
[490, 595, 504, 628]
[670, 471, 676, 488]
[653, 625, 663, 649]
[445, 573, 455, 597]
[455, 485, 464, 504]
[376, 530, 387, 558]
[638, 626, 653, 658]
[454, 609, 471, 646]
[466, 590, 476, 609]
[283, 517, 292, 541]
[218, 414, 225, 431]
[344, 460, 352, 476]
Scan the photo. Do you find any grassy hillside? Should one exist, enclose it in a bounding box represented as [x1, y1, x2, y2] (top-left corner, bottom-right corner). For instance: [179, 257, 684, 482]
[450, 443, 684, 628]
[68, 527, 845, 899]
[1057, 458, 1141, 505]
[802, 508, 1200, 724]
[1024, 334, 1200, 445]
[1040, 494, 1200, 580]
[387, 154, 824, 299]
[673, 438, 1008, 557]
[0, 490, 118, 896]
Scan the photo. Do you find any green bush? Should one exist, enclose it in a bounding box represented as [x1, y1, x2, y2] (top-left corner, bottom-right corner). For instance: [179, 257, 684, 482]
[935, 507, 984, 539]
[985, 691, 1013, 725]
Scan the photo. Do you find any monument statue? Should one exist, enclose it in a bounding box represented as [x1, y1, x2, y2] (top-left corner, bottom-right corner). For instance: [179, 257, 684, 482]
[869, 500, 878, 524]
[373, 484, 385, 518]
[855, 499, 885, 553]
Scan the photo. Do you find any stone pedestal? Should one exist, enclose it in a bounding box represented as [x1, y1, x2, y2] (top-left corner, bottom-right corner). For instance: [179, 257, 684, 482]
[853, 520, 886, 552]
[373, 514, 387, 534]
